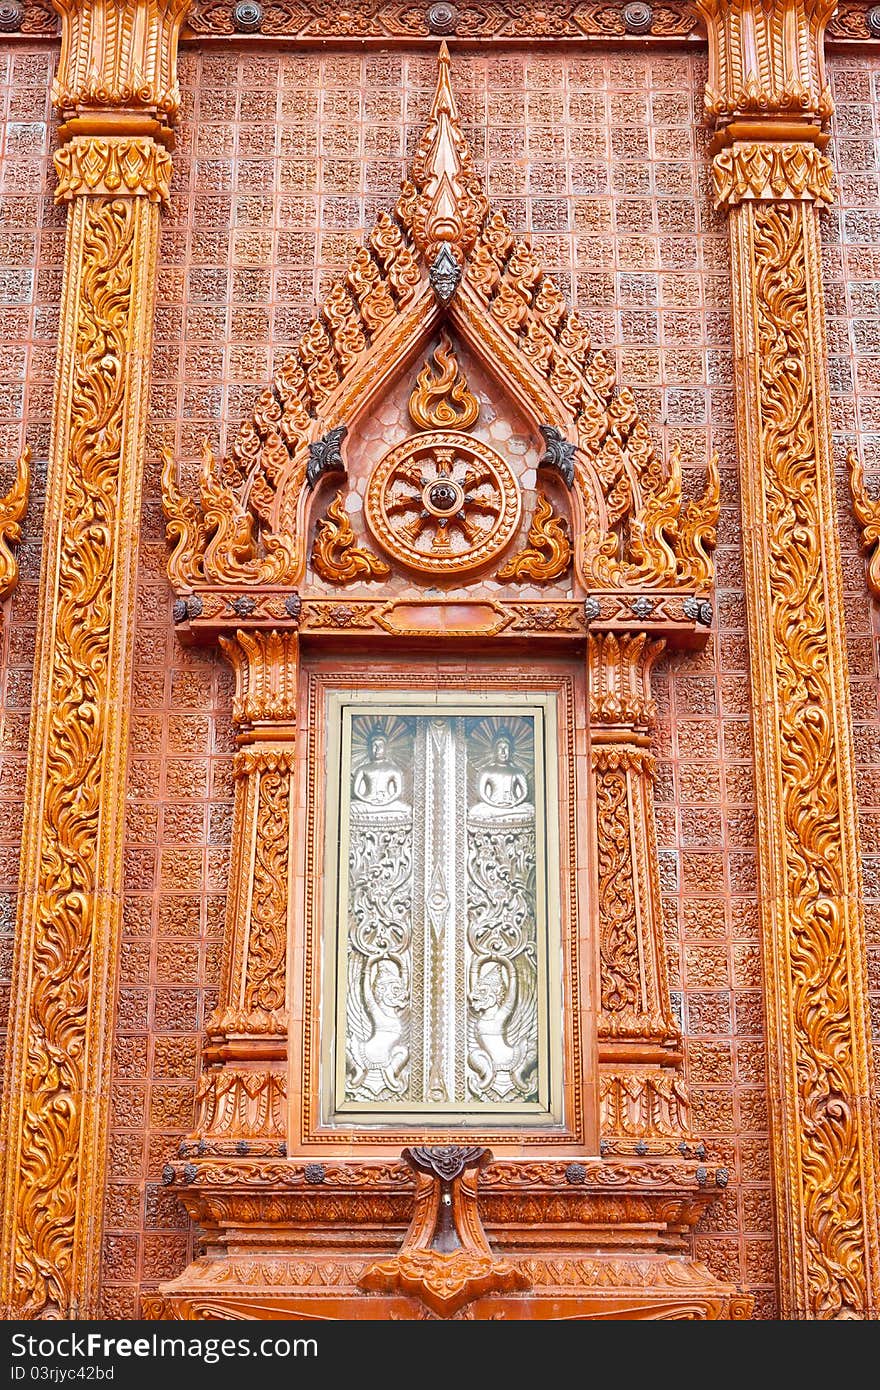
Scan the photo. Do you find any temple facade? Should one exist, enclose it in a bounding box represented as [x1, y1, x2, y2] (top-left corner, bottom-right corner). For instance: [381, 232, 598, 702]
[0, 0, 879, 1320]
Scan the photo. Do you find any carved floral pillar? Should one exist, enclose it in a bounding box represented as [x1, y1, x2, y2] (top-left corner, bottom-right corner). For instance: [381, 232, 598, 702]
[697, 0, 880, 1318]
[589, 632, 691, 1154]
[0, 0, 187, 1318]
[194, 629, 298, 1153]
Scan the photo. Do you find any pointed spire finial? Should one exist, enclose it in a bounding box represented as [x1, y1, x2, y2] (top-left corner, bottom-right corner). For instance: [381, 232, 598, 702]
[396, 43, 488, 280]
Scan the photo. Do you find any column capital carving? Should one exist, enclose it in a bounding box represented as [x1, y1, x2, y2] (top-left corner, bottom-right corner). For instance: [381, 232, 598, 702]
[696, 0, 835, 134]
[51, 0, 190, 127]
[219, 629, 300, 734]
[588, 631, 665, 736]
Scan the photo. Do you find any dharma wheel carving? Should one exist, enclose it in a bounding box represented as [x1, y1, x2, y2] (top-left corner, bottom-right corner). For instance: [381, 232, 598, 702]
[364, 432, 521, 576]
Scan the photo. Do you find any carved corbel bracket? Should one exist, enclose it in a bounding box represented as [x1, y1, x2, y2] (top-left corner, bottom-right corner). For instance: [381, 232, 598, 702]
[0, 448, 30, 604]
[359, 1147, 530, 1317]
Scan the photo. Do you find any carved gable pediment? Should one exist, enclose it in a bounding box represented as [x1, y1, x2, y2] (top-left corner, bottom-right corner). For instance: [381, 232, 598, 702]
[163, 43, 717, 606]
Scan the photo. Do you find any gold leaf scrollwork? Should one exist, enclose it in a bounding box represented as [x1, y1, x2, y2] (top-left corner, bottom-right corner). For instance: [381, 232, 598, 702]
[496, 492, 571, 584]
[312, 491, 391, 584]
[676, 451, 720, 591]
[0, 447, 30, 601]
[408, 333, 480, 432]
[846, 449, 880, 599]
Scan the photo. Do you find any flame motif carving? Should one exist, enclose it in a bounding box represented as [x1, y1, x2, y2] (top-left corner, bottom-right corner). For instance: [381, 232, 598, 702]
[408, 333, 480, 432]
[0, 448, 30, 602]
[4, 198, 134, 1317]
[311, 492, 391, 584]
[846, 449, 880, 599]
[497, 493, 571, 584]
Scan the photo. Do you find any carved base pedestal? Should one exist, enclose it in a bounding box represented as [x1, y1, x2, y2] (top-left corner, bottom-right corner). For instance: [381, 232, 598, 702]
[147, 1156, 751, 1321]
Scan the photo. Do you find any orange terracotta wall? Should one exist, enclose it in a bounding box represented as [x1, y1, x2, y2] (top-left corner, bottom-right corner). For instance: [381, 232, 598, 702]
[19, 37, 880, 1319]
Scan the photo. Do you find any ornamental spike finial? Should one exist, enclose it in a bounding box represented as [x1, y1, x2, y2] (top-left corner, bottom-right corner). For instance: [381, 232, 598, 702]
[397, 43, 488, 272]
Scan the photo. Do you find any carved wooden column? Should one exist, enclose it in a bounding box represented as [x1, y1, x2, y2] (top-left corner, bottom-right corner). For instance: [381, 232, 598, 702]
[0, 0, 187, 1318]
[192, 629, 297, 1154]
[697, 0, 880, 1319]
[589, 632, 692, 1154]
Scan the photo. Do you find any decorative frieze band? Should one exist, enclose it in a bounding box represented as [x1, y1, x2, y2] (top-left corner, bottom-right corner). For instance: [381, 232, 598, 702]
[54, 136, 174, 205]
[711, 141, 835, 207]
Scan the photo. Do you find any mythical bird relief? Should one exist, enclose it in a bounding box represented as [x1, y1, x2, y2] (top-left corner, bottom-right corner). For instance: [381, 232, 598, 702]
[345, 723, 414, 1102]
[466, 729, 538, 1104]
[333, 706, 556, 1122]
[160, 45, 718, 603]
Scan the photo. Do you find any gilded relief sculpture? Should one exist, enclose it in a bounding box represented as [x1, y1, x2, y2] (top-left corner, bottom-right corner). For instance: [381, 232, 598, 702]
[149, 45, 751, 1320]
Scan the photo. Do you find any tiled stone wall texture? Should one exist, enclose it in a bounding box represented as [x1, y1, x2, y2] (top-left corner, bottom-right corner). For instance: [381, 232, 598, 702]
[3, 35, 877, 1321]
[0, 43, 61, 1093]
[826, 55, 880, 1169]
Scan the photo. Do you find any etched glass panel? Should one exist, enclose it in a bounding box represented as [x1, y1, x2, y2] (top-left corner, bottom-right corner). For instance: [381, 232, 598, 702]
[323, 692, 562, 1126]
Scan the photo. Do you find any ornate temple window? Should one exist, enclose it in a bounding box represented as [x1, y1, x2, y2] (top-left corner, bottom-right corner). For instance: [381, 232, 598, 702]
[152, 45, 750, 1321]
[321, 691, 564, 1127]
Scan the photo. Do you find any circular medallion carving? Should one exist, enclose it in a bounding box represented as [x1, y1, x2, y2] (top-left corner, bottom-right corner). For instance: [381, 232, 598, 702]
[365, 432, 521, 576]
[622, 1, 653, 32]
[233, 0, 264, 30]
[427, 1, 458, 32]
[868, 4, 880, 35]
[0, 0, 23, 30]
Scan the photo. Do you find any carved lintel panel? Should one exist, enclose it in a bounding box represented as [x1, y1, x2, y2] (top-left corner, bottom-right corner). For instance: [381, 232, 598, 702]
[724, 194, 880, 1317]
[151, 1156, 749, 1319]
